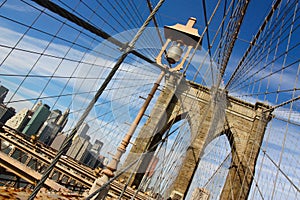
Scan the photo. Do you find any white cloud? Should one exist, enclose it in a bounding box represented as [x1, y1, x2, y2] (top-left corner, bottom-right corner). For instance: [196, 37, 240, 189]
[274, 108, 300, 125]
[2, 1, 34, 13]
[0, 24, 166, 163]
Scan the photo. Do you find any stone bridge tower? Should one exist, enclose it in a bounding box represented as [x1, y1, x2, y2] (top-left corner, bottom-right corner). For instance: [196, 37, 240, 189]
[122, 73, 273, 200]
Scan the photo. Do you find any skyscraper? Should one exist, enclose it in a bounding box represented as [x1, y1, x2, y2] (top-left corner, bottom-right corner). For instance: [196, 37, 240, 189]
[22, 104, 50, 137]
[84, 140, 104, 168]
[32, 101, 42, 112]
[47, 109, 62, 124]
[0, 85, 15, 125]
[57, 108, 69, 129]
[37, 108, 69, 146]
[4, 108, 30, 132]
[0, 85, 8, 104]
[50, 133, 67, 151]
[66, 134, 91, 163]
[0, 104, 15, 125]
[65, 122, 90, 162]
[77, 122, 89, 138]
[37, 109, 61, 145]
[38, 121, 61, 145]
[91, 140, 103, 155]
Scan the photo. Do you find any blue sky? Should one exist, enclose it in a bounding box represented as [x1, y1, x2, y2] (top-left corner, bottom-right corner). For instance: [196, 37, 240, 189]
[0, 0, 299, 199]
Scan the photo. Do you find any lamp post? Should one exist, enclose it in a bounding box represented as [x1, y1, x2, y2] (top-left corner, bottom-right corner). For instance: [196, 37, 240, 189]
[127, 17, 202, 190]
[88, 17, 201, 200]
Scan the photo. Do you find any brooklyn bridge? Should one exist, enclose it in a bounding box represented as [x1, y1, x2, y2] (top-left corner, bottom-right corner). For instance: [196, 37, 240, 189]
[0, 0, 299, 199]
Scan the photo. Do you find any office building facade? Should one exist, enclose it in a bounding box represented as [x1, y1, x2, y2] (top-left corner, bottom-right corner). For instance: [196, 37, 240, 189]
[0, 85, 8, 104]
[0, 104, 15, 125]
[22, 104, 50, 136]
[4, 108, 31, 132]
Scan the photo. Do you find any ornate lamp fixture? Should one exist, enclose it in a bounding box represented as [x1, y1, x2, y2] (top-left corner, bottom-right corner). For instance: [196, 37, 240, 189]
[156, 17, 201, 71]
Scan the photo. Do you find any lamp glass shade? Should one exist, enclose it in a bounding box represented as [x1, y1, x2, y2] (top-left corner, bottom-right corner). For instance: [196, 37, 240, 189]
[166, 45, 183, 64]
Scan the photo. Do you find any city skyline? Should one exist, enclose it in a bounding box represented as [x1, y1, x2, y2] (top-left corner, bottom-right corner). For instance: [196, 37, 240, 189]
[0, 84, 105, 170]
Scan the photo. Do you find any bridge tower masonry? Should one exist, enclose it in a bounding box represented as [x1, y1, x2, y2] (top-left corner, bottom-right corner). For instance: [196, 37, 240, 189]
[121, 72, 273, 200]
